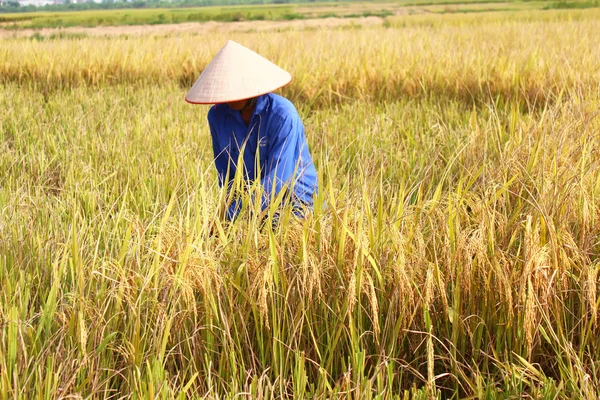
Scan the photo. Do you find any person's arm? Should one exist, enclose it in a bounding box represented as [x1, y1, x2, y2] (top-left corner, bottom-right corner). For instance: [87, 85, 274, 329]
[208, 108, 241, 220]
[208, 109, 226, 187]
[261, 113, 302, 211]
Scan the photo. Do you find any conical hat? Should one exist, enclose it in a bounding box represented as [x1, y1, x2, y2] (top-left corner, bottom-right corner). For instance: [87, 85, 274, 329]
[185, 40, 292, 104]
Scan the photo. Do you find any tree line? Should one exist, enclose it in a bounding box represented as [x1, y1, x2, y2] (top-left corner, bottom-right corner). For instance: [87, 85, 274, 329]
[0, 0, 326, 13]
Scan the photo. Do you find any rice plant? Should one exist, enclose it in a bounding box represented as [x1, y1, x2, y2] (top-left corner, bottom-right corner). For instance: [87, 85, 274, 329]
[1, 9, 599, 399]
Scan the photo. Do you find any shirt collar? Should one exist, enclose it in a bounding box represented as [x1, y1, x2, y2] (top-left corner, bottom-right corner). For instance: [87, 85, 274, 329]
[224, 94, 269, 119]
[252, 93, 269, 116]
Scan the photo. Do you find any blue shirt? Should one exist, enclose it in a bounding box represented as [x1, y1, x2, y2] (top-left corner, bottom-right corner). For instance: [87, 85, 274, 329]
[207, 93, 318, 220]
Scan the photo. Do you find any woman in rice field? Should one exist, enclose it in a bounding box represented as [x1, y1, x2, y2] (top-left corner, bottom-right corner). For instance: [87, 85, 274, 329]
[185, 40, 318, 222]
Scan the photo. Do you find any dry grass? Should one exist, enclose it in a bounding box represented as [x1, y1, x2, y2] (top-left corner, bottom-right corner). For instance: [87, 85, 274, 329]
[0, 16, 385, 38]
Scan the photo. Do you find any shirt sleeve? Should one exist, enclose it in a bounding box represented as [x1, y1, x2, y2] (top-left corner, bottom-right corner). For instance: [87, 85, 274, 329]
[207, 108, 226, 188]
[261, 113, 302, 211]
[208, 107, 240, 221]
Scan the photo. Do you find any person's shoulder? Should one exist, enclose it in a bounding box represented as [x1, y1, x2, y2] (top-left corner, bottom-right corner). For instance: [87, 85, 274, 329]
[267, 94, 299, 117]
[266, 93, 301, 126]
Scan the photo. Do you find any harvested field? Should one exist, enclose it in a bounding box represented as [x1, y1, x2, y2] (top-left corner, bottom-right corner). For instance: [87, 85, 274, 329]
[0, 15, 385, 38]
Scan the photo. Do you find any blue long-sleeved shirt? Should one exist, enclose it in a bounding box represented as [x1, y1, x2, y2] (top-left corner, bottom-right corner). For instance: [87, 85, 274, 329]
[207, 93, 318, 220]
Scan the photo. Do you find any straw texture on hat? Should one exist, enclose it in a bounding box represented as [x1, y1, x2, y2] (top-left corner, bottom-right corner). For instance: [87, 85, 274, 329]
[185, 40, 292, 104]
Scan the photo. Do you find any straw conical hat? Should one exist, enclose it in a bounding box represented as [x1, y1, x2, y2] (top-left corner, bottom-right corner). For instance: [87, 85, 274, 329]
[185, 40, 292, 104]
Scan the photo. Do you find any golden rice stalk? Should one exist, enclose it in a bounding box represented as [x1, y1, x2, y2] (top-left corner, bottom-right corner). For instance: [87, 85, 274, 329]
[523, 278, 537, 357]
[363, 272, 380, 339]
[425, 263, 435, 312]
[390, 237, 414, 312]
[347, 271, 357, 317]
[586, 262, 599, 327]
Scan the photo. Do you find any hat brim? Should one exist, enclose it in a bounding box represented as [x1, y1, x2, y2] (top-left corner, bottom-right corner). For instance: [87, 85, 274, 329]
[184, 76, 292, 105]
[185, 40, 293, 105]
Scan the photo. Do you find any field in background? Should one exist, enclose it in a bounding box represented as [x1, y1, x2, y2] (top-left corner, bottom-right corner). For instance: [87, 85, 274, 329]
[1, 0, 599, 29]
[1, 6, 600, 399]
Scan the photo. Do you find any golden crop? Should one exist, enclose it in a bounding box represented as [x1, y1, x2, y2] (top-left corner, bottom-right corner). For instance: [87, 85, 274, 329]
[2, 11, 599, 107]
[1, 9, 599, 399]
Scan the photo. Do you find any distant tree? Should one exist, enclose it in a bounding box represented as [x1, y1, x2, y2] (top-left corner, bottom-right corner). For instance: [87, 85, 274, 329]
[0, 0, 346, 13]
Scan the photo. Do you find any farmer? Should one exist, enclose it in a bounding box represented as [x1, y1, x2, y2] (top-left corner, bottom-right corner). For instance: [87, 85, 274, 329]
[185, 40, 318, 221]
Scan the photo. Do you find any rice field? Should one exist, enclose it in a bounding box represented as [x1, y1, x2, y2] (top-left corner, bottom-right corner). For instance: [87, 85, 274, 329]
[1, 7, 599, 399]
[1, 0, 597, 30]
